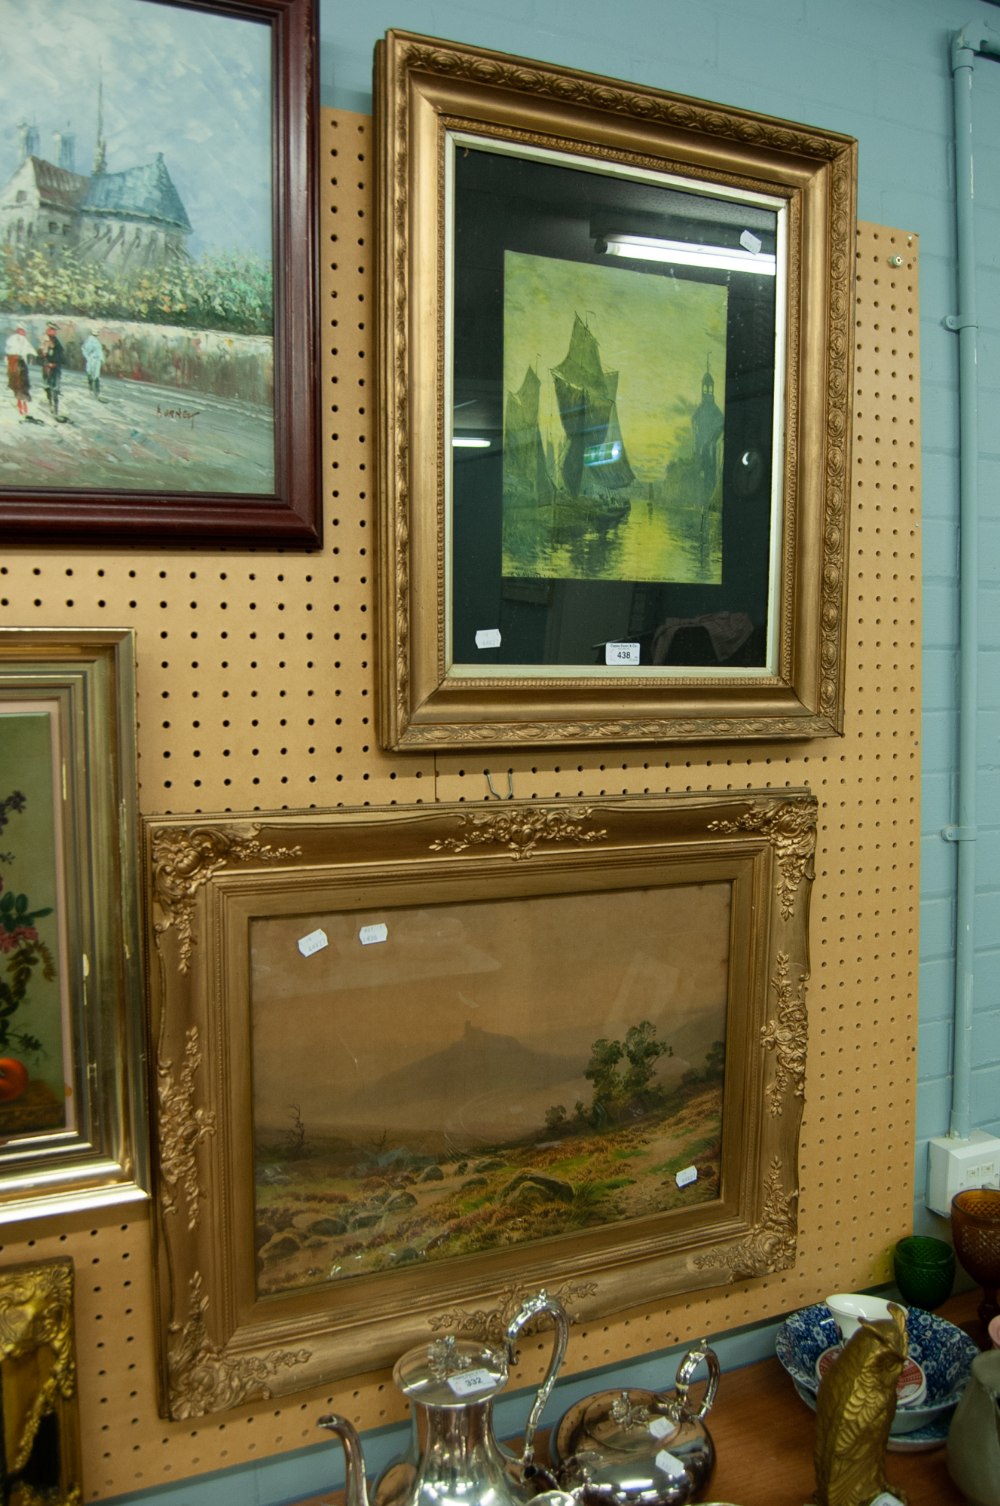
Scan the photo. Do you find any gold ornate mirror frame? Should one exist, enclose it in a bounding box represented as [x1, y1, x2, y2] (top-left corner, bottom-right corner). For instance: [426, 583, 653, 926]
[0, 1258, 81, 1506]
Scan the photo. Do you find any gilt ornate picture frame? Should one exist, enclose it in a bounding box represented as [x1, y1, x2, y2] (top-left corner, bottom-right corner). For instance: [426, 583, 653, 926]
[145, 790, 815, 1418]
[375, 30, 857, 747]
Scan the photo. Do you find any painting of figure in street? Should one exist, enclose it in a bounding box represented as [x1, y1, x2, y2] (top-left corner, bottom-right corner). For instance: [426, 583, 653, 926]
[502, 252, 728, 583]
[0, 0, 274, 494]
[251, 883, 730, 1297]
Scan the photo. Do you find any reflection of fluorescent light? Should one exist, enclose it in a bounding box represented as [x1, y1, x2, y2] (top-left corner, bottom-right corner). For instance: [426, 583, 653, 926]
[600, 234, 776, 276]
[585, 440, 622, 467]
[452, 436, 491, 448]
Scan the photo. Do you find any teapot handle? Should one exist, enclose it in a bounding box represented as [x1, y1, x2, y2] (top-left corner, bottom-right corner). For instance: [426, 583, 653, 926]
[669, 1340, 720, 1424]
[503, 1289, 571, 1467]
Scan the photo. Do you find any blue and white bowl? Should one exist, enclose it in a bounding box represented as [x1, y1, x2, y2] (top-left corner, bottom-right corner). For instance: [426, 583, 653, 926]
[775, 1302, 978, 1443]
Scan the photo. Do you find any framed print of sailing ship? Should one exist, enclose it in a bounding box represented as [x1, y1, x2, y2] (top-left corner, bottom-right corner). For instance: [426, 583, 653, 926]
[0, 0, 319, 545]
[501, 253, 728, 588]
[375, 31, 858, 748]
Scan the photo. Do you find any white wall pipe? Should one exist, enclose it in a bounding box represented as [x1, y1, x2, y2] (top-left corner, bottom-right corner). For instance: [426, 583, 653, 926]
[944, 23, 1000, 1140]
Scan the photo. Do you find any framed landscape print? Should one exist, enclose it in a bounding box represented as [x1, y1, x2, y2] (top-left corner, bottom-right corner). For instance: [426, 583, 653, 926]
[0, 629, 146, 1219]
[144, 790, 815, 1417]
[0, 0, 319, 545]
[375, 31, 857, 747]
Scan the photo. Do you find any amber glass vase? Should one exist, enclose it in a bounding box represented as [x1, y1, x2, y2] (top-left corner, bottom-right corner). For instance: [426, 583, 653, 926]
[951, 1189, 1000, 1328]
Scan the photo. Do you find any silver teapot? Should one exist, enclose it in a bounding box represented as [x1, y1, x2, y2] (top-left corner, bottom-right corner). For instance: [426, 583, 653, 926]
[320, 1289, 572, 1506]
[550, 1340, 721, 1506]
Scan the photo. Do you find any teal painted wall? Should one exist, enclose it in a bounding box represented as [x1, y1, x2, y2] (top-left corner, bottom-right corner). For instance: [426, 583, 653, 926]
[109, 0, 1000, 1500]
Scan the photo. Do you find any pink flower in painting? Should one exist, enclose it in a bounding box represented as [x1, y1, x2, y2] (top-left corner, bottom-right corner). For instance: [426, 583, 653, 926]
[0, 789, 56, 1055]
[0, 927, 39, 954]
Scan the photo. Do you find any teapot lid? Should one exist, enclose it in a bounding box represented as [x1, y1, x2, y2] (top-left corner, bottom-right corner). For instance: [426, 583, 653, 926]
[394, 1334, 508, 1407]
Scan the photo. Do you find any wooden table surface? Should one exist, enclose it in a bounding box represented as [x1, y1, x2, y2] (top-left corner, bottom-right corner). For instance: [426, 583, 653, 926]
[295, 1294, 983, 1506]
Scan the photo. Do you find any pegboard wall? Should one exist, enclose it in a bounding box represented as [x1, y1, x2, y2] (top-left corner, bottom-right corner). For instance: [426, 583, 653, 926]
[0, 109, 921, 1500]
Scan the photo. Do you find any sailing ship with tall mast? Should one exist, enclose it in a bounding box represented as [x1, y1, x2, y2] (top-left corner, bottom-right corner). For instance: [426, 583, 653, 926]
[503, 363, 554, 509]
[503, 312, 634, 533]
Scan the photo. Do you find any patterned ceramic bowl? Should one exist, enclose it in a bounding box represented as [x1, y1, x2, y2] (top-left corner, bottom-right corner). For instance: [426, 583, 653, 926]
[775, 1302, 978, 1438]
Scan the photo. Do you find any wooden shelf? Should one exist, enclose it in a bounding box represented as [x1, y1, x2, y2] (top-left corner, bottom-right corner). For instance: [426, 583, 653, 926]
[294, 1294, 981, 1506]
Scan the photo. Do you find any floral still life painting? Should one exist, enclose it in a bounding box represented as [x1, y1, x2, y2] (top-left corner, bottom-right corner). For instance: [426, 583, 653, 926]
[0, 714, 67, 1138]
[0, 0, 275, 497]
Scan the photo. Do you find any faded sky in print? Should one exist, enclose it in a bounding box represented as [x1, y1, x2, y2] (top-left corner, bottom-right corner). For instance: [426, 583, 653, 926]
[504, 251, 728, 481]
[0, 0, 272, 259]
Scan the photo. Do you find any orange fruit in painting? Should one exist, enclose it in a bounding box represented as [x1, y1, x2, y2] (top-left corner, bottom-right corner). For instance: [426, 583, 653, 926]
[0, 1058, 29, 1102]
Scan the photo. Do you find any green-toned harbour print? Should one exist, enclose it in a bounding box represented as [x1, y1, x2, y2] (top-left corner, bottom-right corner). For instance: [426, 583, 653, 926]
[502, 251, 728, 583]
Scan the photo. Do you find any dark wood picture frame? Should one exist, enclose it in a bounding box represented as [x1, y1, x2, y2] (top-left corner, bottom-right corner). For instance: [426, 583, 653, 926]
[0, 0, 320, 546]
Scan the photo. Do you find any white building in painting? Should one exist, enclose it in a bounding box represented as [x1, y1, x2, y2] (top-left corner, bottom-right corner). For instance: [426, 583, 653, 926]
[0, 101, 192, 270]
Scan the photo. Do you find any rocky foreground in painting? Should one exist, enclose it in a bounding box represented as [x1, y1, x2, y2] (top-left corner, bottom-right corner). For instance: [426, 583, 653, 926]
[253, 1076, 723, 1297]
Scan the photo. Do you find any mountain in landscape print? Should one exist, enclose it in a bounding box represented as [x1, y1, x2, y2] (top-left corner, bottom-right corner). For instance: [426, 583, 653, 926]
[249, 882, 731, 1296]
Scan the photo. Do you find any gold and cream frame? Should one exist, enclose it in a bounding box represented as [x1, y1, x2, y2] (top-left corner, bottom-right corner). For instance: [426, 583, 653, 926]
[145, 791, 814, 1418]
[0, 629, 145, 1220]
[375, 30, 857, 749]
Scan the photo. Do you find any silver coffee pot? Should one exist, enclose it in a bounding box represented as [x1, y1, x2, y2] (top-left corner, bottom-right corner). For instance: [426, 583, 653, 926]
[550, 1340, 721, 1506]
[320, 1289, 572, 1506]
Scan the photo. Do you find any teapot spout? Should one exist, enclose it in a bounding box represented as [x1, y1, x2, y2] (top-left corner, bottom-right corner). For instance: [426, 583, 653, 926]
[319, 1413, 372, 1506]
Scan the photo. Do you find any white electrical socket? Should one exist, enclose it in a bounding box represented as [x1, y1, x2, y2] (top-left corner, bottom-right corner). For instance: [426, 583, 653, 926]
[927, 1130, 1000, 1216]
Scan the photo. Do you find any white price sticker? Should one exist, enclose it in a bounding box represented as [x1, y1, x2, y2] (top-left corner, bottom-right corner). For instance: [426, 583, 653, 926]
[359, 923, 388, 947]
[675, 1165, 698, 1189]
[297, 928, 328, 958]
[475, 628, 502, 650]
[740, 229, 763, 255]
[447, 1368, 495, 1397]
[605, 641, 640, 666]
[653, 1450, 687, 1481]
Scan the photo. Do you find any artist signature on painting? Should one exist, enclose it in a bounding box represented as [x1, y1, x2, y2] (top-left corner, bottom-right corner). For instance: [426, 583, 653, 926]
[156, 403, 201, 423]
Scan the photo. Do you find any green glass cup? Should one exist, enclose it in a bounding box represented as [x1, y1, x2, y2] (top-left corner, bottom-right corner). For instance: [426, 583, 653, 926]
[893, 1234, 956, 1310]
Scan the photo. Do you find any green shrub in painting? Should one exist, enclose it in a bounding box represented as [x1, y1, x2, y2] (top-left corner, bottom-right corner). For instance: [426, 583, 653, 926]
[0, 246, 273, 337]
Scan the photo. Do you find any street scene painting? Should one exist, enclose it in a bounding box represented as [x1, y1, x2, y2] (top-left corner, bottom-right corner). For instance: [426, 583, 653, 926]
[0, 0, 275, 495]
[251, 882, 730, 1297]
[502, 251, 728, 583]
[0, 709, 70, 1140]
